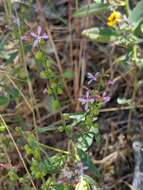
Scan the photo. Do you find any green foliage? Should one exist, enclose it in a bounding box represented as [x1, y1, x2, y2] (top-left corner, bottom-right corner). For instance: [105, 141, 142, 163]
[51, 99, 61, 111]
[73, 2, 110, 17]
[63, 69, 74, 79]
[83, 175, 97, 186]
[0, 95, 9, 106]
[128, 0, 143, 23]
[7, 88, 20, 100]
[75, 177, 91, 190]
[24, 134, 42, 160]
[1, 0, 142, 190]
[77, 126, 99, 151]
[77, 148, 100, 177]
[41, 178, 70, 190]
[117, 98, 132, 105]
[30, 155, 65, 179]
[82, 27, 118, 42]
[8, 169, 19, 182]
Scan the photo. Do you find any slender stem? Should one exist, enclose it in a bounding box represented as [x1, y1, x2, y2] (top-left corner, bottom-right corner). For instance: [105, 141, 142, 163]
[125, 0, 131, 16]
[14, 8, 40, 139]
[40, 143, 70, 155]
[3, 0, 11, 25]
[127, 45, 138, 134]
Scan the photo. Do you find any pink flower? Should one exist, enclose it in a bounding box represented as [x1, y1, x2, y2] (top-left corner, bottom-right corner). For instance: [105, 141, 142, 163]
[107, 80, 114, 85]
[31, 26, 48, 47]
[78, 91, 95, 110]
[87, 72, 99, 85]
[102, 92, 110, 103]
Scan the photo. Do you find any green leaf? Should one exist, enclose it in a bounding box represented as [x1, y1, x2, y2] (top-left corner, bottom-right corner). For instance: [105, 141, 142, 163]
[35, 51, 45, 61]
[37, 125, 58, 133]
[55, 184, 71, 190]
[75, 177, 91, 190]
[77, 148, 100, 177]
[133, 20, 143, 37]
[52, 99, 60, 111]
[8, 88, 20, 100]
[0, 96, 9, 106]
[63, 69, 74, 79]
[82, 27, 118, 43]
[31, 155, 65, 179]
[77, 127, 99, 151]
[0, 123, 6, 132]
[0, 51, 11, 60]
[8, 169, 18, 182]
[117, 98, 132, 105]
[128, 0, 143, 23]
[63, 113, 86, 121]
[6, 51, 17, 64]
[83, 175, 97, 186]
[73, 3, 110, 17]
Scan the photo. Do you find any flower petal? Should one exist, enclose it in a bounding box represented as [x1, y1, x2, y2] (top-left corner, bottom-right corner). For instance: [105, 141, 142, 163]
[37, 26, 42, 35]
[86, 91, 89, 98]
[102, 91, 107, 97]
[33, 38, 39, 47]
[107, 80, 114, 85]
[87, 72, 94, 79]
[78, 98, 87, 104]
[31, 32, 37, 38]
[84, 103, 88, 111]
[87, 80, 92, 85]
[103, 96, 110, 103]
[89, 98, 95, 103]
[41, 33, 49, 40]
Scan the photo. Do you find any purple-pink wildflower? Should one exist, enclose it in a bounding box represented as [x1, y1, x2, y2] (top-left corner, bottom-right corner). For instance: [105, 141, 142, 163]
[87, 72, 99, 85]
[102, 92, 110, 103]
[62, 168, 73, 179]
[76, 162, 88, 176]
[78, 91, 95, 110]
[107, 80, 114, 85]
[30, 26, 48, 47]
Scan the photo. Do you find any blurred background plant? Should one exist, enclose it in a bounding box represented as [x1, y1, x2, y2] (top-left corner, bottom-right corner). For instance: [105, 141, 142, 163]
[1, 0, 143, 190]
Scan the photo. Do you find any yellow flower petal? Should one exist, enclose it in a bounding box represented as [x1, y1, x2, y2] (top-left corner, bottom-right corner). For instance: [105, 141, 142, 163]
[107, 11, 122, 26]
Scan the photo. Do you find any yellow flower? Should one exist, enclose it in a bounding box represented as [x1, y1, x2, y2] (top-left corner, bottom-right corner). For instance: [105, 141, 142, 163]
[107, 11, 122, 27]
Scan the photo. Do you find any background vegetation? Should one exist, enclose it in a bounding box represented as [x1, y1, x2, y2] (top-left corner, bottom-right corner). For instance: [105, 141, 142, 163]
[1, 0, 143, 189]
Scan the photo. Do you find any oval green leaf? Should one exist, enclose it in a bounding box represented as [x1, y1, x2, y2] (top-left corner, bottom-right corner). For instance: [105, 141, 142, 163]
[82, 27, 118, 43]
[128, 0, 143, 23]
[0, 96, 9, 106]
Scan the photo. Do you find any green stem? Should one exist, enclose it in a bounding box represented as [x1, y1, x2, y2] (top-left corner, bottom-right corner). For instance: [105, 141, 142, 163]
[40, 143, 70, 155]
[125, 0, 131, 16]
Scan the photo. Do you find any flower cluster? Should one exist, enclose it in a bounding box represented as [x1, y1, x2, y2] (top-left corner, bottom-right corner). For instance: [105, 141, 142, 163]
[78, 72, 112, 111]
[78, 91, 95, 111]
[58, 162, 88, 185]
